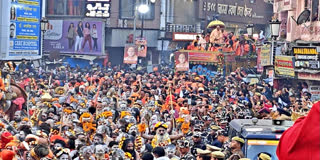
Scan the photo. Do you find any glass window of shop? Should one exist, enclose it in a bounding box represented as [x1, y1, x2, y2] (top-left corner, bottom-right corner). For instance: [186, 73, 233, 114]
[120, 0, 136, 19]
[46, 0, 86, 17]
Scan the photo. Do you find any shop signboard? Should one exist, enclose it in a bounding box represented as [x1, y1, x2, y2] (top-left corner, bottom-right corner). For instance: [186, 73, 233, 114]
[9, 0, 41, 58]
[85, 0, 111, 18]
[298, 73, 320, 81]
[260, 44, 272, 66]
[188, 52, 219, 63]
[44, 20, 103, 55]
[274, 56, 295, 78]
[293, 47, 318, 55]
[293, 47, 320, 70]
[309, 86, 320, 101]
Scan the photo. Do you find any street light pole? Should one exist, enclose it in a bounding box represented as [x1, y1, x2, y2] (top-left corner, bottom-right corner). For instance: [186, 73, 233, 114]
[141, 14, 144, 38]
[138, 4, 149, 38]
[40, 17, 48, 57]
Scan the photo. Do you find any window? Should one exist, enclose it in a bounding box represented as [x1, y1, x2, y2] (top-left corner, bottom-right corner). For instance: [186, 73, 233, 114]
[46, 0, 85, 17]
[120, 0, 136, 19]
[311, 0, 319, 21]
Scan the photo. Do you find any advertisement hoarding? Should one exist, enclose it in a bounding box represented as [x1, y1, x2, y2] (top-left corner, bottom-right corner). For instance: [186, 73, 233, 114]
[9, 0, 41, 58]
[44, 20, 103, 55]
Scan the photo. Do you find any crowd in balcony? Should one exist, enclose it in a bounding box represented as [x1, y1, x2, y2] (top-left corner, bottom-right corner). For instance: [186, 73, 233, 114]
[185, 26, 265, 56]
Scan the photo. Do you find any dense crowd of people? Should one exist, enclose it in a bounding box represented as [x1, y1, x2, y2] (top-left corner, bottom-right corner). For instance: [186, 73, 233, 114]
[0, 59, 315, 160]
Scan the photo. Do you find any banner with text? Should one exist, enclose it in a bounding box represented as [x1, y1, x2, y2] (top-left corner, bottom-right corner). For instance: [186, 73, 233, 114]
[260, 44, 271, 66]
[188, 52, 219, 63]
[9, 0, 41, 57]
[274, 56, 295, 77]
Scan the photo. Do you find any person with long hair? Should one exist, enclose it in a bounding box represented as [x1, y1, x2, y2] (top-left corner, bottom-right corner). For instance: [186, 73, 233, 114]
[82, 22, 92, 52]
[10, 6, 16, 20]
[121, 139, 140, 160]
[67, 23, 76, 49]
[91, 24, 98, 51]
[74, 21, 84, 52]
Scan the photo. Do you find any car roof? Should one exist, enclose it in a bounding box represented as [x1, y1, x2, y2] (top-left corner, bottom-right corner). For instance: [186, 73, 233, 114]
[229, 119, 294, 139]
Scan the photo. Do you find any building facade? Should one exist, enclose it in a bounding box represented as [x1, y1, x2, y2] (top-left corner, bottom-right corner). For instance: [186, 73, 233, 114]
[272, 0, 320, 101]
[42, 0, 274, 66]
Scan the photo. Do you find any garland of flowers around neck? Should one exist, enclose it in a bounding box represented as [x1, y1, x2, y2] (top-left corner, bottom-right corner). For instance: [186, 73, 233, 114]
[151, 134, 171, 148]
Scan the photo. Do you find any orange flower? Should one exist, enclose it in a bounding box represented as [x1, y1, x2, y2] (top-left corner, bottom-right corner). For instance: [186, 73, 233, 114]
[137, 123, 147, 133]
[120, 111, 131, 119]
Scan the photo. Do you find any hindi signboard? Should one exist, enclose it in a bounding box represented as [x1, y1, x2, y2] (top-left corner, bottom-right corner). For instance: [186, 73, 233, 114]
[274, 56, 295, 78]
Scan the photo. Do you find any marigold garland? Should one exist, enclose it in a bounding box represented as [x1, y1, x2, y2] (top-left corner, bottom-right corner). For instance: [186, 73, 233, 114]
[83, 122, 96, 132]
[119, 136, 126, 149]
[96, 111, 113, 119]
[124, 152, 134, 160]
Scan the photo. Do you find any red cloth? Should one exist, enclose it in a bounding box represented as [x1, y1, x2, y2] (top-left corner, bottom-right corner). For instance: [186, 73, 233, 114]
[0, 149, 15, 160]
[1, 132, 13, 149]
[276, 102, 320, 160]
[12, 97, 25, 110]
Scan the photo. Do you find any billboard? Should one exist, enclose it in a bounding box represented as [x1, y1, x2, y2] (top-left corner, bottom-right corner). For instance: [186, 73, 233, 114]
[175, 52, 189, 71]
[123, 45, 138, 64]
[9, 0, 41, 58]
[44, 20, 103, 55]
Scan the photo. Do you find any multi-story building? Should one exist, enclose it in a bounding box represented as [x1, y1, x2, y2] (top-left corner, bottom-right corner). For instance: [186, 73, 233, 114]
[272, 0, 320, 100]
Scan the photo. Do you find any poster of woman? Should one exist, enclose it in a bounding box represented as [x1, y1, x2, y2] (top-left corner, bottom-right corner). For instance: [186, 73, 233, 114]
[175, 52, 189, 71]
[123, 45, 138, 64]
[44, 20, 103, 55]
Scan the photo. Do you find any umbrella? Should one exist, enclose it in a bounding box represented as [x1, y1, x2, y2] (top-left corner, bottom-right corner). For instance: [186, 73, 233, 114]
[207, 20, 225, 28]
